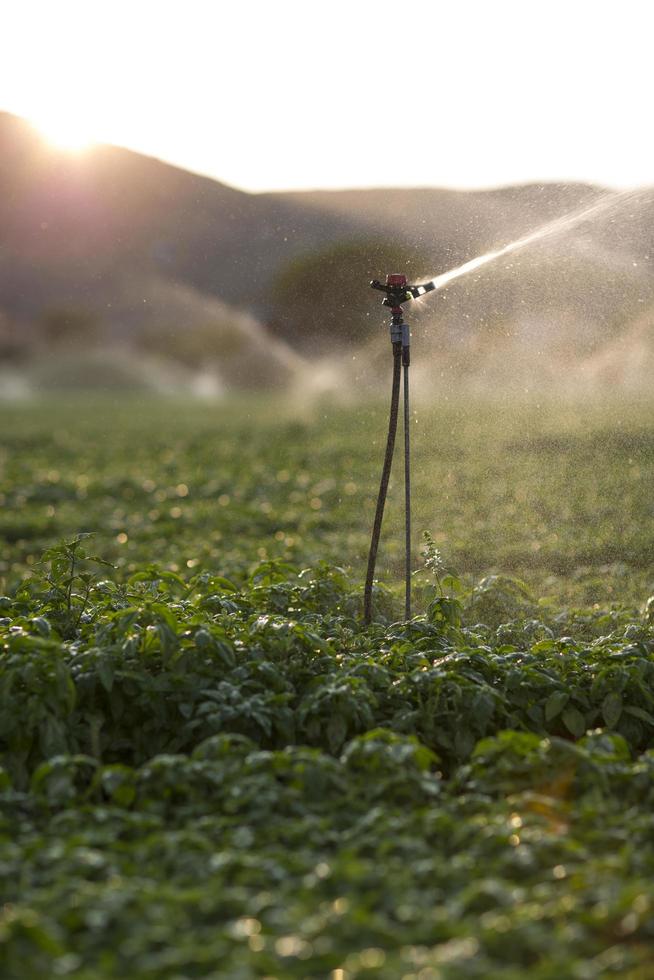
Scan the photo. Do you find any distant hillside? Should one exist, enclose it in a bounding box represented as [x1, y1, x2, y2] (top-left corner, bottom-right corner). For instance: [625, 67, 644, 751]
[0, 111, 358, 386]
[0, 112, 358, 314]
[2, 110, 654, 391]
[275, 183, 605, 269]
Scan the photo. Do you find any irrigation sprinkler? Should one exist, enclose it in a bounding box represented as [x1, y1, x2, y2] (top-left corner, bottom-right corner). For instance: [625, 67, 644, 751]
[361, 191, 636, 623]
[363, 273, 437, 625]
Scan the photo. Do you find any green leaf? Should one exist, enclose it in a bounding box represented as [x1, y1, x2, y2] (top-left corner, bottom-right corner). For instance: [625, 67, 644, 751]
[51, 558, 70, 581]
[31, 616, 51, 637]
[427, 596, 462, 627]
[208, 576, 238, 593]
[602, 692, 623, 728]
[624, 705, 654, 725]
[151, 602, 179, 631]
[326, 714, 347, 753]
[545, 690, 569, 721]
[454, 728, 475, 758]
[99, 764, 136, 807]
[471, 689, 495, 730]
[83, 556, 117, 568]
[562, 705, 586, 738]
[441, 574, 464, 595]
[97, 658, 114, 693]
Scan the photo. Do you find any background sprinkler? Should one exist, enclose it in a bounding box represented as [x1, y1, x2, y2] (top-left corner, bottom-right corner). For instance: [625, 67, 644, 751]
[363, 273, 437, 624]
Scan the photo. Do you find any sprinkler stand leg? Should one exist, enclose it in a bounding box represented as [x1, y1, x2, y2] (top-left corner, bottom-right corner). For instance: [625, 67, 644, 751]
[402, 323, 411, 620]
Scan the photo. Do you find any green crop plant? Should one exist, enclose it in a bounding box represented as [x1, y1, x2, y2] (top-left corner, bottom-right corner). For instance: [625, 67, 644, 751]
[0, 394, 653, 977]
[28, 533, 115, 639]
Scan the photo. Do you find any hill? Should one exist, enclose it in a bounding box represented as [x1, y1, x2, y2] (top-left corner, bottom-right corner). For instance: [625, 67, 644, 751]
[2, 110, 654, 390]
[1, 112, 341, 387]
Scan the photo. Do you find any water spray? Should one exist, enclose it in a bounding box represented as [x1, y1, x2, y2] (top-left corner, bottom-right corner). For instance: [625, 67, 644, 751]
[363, 273, 436, 624]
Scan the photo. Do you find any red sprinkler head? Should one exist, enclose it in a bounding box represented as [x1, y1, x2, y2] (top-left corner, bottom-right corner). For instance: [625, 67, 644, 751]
[370, 273, 411, 309]
[386, 273, 407, 288]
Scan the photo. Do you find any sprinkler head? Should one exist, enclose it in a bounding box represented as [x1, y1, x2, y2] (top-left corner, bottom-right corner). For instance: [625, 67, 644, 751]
[370, 273, 437, 308]
[370, 274, 412, 309]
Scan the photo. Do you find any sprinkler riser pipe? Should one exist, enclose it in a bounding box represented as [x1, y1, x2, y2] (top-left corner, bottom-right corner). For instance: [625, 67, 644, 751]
[364, 283, 413, 623]
[402, 323, 410, 365]
[390, 312, 403, 344]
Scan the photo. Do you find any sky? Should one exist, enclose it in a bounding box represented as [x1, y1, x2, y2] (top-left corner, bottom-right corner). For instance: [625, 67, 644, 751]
[1, 0, 653, 193]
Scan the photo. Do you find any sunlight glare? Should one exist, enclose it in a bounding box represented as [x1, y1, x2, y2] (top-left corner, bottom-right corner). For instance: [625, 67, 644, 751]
[29, 110, 97, 152]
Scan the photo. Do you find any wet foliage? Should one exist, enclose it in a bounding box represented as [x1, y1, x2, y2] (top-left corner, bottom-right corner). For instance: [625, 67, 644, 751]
[1, 396, 653, 977]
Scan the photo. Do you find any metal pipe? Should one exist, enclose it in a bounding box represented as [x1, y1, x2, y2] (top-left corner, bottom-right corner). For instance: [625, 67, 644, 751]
[363, 341, 402, 624]
[402, 323, 411, 620]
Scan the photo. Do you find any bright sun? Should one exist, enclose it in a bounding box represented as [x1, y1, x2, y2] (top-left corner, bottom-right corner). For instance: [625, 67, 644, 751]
[29, 110, 97, 152]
